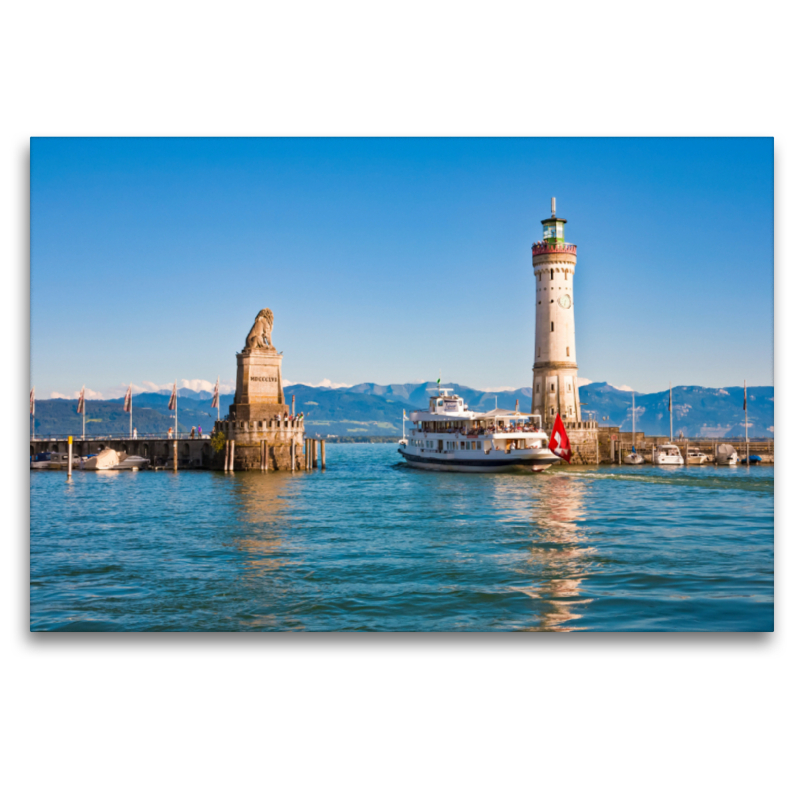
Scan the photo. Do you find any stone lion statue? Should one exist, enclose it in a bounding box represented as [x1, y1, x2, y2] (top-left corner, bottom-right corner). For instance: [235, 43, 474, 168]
[244, 307, 275, 351]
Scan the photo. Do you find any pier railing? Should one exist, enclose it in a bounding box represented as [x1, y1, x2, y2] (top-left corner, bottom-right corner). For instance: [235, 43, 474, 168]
[31, 433, 212, 442]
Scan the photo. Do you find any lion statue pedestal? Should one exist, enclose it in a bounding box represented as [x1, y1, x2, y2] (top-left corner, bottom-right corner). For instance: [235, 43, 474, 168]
[212, 307, 304, 471]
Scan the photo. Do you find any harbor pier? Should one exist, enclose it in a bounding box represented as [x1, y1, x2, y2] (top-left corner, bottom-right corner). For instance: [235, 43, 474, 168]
[30, 435, 213, 468]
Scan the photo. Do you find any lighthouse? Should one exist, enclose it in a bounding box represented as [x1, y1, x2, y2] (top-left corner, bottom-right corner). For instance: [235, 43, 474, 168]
[532, 198, 582, 428]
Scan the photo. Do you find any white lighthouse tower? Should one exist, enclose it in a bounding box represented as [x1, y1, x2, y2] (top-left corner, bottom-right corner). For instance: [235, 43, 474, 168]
[532, 198, 582, 428]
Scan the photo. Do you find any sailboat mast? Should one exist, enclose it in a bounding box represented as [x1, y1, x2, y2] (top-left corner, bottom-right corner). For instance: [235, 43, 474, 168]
[669, 382, 673, 441]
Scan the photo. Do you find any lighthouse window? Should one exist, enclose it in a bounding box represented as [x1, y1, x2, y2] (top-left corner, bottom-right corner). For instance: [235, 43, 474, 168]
[566, 347, 570, 357]
[551, 322, 554, 332]
[550, 269, 554, 280]
[538, 272, 541, 282]
[550, 383, 555, 392]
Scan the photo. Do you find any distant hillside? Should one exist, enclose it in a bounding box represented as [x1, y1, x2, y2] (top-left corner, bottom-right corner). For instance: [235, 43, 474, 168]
[32, 390, 235, 437]
[31, 382, 774, 439]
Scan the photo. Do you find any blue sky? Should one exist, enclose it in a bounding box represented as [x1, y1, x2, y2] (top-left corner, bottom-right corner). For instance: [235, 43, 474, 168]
[31, 137, 773, 398]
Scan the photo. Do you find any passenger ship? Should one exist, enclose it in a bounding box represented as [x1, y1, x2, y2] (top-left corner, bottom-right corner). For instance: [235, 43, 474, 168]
[398, 388, 562, 473]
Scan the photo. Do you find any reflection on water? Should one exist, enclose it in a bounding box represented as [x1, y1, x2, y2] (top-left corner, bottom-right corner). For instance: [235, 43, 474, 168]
[230, 473, 292, 574]
[501, 472, 592, 631]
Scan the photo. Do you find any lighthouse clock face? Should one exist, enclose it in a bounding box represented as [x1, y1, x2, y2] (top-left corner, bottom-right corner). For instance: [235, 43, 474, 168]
[558, 294, 572, 309]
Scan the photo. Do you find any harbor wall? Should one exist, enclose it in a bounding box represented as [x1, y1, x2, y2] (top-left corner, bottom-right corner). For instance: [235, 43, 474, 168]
[212, 417, 304, 470]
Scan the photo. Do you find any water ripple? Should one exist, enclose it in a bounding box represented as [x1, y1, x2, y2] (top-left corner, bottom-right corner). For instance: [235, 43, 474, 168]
[30, 445, 773, 631]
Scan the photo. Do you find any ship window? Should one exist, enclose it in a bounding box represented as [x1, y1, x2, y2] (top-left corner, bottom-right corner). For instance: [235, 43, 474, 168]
[551, 322, 554, 332]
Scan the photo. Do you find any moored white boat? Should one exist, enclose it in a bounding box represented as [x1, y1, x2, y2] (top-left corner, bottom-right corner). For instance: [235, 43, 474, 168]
[80, 448, 121, 471]
[686, 447, 709, 465]
[109, 454, 150, 470]
[398, 388, 562, 473]
[716, 444, 738, 466]
[654, 443, 685, 466]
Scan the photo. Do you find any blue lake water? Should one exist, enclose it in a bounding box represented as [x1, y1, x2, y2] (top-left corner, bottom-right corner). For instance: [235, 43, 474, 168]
[30, 444, 774, 632]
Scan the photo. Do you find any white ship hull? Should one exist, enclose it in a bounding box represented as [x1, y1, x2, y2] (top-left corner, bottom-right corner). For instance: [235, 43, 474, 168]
[399, 447, 561, 473]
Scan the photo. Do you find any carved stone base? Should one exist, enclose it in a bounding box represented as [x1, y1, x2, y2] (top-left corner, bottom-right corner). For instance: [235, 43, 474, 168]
[229, 402, 289, 422]
[235, 350, 285, 407]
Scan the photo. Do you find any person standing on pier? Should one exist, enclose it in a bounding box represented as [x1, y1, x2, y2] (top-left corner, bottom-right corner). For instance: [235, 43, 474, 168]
[168, 426, 173, 439]
[133, 428, 138, 439]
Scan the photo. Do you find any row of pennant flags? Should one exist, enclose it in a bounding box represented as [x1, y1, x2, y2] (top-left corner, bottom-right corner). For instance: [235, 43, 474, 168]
[29, 379, 222, 415]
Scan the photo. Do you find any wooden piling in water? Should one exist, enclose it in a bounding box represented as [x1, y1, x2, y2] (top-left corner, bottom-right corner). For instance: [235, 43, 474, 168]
[67, 435, 73, 480]
[320, 440, 326, 470]
[291, 439, 294, 472]
[173, 438, 178, 471]
[312, 438, 318, 469]
[229, 440, 235, 472]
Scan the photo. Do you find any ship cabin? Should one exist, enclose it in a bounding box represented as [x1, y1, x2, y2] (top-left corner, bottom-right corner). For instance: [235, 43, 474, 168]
[407, 389, 547, 452]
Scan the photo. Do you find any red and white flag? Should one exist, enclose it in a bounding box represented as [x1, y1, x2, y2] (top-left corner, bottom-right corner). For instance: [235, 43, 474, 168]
[548, 412, 572, 463]
[30, 387, 35, 415]
[77, 386, 85, 414]
[168, 381, 177, 411]
[211, 377, 219, 409]
[123, 384, 132, 413]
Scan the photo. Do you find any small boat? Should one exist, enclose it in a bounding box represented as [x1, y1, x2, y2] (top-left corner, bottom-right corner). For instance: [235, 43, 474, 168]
[80, 448, 121, 470]
[30, 452, 54, 470]
[398, 388, 562, 473]
[739, 453, 762, 464]
[716, 444, 738, 466]
[654, 443, 685, 466]
[686, 447, 709, 465]
[109, 454, 150, 470]
[624, 391, 645, 464]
